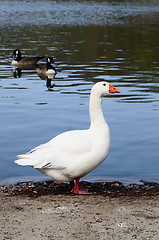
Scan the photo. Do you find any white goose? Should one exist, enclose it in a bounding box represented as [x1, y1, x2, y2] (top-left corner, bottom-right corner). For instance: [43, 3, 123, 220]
[15, 81, 120, 194]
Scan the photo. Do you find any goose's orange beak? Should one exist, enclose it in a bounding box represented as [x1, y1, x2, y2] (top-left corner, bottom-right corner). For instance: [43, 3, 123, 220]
[109, 84, 120, 93]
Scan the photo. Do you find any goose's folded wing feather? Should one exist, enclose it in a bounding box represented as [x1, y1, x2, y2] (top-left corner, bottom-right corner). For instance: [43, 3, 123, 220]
[15, 129, 93, 169]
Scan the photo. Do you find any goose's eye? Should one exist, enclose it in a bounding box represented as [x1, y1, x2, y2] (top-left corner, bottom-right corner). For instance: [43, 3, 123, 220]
[103, 83, 106, 86]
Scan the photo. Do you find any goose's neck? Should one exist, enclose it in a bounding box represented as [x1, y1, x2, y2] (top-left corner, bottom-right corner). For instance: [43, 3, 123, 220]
[89, 93, 106, 129]
[46, 62, 51, 70]
[16, 52, 21, 62]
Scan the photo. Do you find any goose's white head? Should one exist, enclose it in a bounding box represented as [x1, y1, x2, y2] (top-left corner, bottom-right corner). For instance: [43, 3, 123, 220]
[91, 81, 120, 97]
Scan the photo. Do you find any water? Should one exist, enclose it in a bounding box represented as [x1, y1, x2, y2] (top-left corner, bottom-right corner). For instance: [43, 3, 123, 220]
[0, 0, 159, 183]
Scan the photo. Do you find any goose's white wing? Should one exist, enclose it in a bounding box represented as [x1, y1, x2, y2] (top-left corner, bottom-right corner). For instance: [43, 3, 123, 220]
[15, 129, 93, 170]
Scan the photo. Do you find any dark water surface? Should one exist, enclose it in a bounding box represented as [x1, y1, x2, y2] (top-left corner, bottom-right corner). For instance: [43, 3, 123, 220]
[0, 0, 159, 182]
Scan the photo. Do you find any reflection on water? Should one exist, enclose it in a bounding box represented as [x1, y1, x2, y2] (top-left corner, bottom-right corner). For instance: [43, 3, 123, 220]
[12, 67, 55, 90]
[46, 78, 55, 90]
[0, 0, 159, 180]
[13, 68, 22, 78]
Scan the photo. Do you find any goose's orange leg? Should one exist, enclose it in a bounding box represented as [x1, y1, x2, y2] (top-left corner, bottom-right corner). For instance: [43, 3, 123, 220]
[71, 177, 92, 195]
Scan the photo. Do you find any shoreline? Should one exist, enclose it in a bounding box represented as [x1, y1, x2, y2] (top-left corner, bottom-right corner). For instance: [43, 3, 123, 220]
[1, 175, 159, 186]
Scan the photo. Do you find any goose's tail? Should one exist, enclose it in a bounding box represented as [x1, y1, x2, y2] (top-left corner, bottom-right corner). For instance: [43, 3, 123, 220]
[15, 153, 33, 166]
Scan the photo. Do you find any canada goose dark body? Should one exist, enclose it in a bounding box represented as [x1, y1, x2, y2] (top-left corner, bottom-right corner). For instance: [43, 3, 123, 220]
[37, 57, 56, 76]
[12, 49, 44, 66]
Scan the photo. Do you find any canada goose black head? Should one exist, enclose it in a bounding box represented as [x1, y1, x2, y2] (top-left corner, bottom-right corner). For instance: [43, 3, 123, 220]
[12, 49, 44, 66]
[12, 49, 21, 61]
[46, 57, 55, 69]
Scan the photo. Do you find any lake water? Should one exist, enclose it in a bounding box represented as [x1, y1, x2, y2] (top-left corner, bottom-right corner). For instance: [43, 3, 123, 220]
[0, 0, 159, 183]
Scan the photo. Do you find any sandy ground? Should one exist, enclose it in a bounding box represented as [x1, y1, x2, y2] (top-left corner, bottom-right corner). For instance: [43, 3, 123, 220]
[1, 193, 159, 240]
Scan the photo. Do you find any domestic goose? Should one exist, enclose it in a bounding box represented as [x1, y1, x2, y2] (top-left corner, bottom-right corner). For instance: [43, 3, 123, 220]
[12, 49, 44, 66]
[15, 81, 120, 194]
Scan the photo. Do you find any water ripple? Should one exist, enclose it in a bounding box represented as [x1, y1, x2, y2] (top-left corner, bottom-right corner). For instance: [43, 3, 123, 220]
[1, 0, 159, 27]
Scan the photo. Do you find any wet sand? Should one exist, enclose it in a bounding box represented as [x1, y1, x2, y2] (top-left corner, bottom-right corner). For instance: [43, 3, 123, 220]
[1, 181, 159, 240]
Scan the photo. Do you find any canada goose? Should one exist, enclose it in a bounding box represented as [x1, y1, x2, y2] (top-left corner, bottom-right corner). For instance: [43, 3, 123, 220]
[12, 49, 44, 66]
[37, 57, 56, 79]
